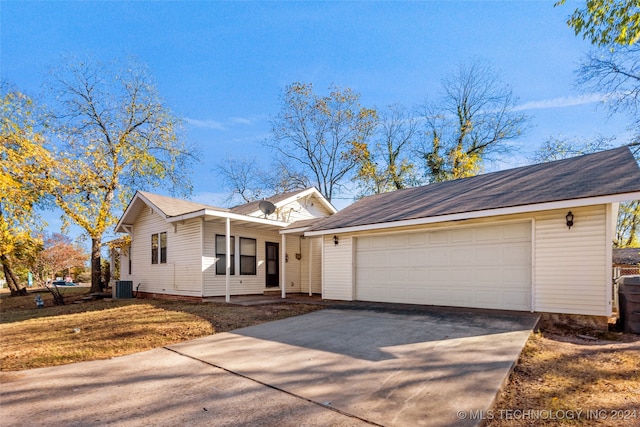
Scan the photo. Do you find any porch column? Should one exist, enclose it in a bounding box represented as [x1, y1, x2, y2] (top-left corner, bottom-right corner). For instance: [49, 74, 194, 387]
[225, 217, 231, 303]
[308, 237, 313, 296]
[281, 233, 286, 299]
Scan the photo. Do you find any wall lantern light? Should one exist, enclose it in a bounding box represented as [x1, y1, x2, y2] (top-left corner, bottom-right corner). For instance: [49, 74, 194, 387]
[566, 211, 574, 229]
[333, 235, 339, 245]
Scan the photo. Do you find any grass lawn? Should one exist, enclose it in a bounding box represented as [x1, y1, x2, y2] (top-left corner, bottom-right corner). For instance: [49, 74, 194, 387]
[0, 288, 322, 371]
[1, 288, 638, 426]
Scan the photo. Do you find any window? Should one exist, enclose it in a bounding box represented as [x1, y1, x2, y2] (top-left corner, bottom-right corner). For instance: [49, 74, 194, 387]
[151, 232, 167, 264]
[151, 234, 158, 264]
[216, 234, 235, 275]
[160, 232, 167, 264]
[240, 238, 257, 275]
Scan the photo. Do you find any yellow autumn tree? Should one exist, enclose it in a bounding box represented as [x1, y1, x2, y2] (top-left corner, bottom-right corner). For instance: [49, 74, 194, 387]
[419, 60, 529, 183]
[0, 87, 54, 296]
[355, 104, 421, 195]
[555, 0, 640, 47]
[46, 57, 195, 292]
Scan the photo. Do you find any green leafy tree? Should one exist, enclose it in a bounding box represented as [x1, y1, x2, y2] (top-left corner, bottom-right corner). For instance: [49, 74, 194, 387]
[555, 0, 640, 47]
[267, 82, 378, 202]
[46, 56, 195, 292]
[418, 59, 529, 183]
[355, 104, 421, 195]
[0, 87, 54, 296]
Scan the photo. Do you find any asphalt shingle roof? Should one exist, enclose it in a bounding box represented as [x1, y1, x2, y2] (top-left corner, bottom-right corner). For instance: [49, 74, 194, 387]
[309, 147, 640, 232]
[139, 191, 228, 217]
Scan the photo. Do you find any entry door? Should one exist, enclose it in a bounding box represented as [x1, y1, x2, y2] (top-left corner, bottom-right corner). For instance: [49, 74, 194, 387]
[265, 242, 279, 287]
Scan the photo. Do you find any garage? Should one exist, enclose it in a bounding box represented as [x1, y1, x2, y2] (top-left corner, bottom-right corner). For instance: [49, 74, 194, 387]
[355, 222, 532, 311]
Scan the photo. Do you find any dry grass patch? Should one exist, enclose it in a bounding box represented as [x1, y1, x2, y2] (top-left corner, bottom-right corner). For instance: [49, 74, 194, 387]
[488, 330, 640, 427]
[0, 291, 322, 371]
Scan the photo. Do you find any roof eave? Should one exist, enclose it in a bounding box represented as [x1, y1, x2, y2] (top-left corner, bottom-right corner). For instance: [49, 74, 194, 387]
[304, 192, 640, 236]
[169, 209, 289, 227]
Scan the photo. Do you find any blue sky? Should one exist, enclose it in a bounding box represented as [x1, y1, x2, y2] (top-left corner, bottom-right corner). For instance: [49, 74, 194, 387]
[1, 1, 632, 238]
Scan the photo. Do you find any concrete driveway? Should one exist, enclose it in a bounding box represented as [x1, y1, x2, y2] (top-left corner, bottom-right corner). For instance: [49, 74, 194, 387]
[0, 305, 538, 427]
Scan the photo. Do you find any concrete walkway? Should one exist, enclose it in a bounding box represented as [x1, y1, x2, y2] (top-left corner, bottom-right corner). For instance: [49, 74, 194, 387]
[0, 305, 538, 427]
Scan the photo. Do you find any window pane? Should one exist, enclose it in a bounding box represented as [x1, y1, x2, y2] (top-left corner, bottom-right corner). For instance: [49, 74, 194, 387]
[215, 255, 235, 275]
[216, 235, 235, 254]
[151, 234, 158, 264]
[160, 232, 167, 263]
[240, 256, 256, 275]
[215, 234, 235, 275]
[240, 238, 256, 256]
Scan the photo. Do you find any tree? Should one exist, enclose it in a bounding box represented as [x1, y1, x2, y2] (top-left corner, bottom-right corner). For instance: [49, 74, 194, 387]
[267, 82, 378, 202]
[215, 156, 271, 204]
[355, 104, 421, 195]
[33, 233, 87, 285]
[418, 60, 529, 183]
[577, 45, 640, 151]
[555, 0, 640, 47]
[616, 201, 640, 247]
[530, 135, 614, 163]
[0, 87, 54, 296]
[46, 56, 195, 293]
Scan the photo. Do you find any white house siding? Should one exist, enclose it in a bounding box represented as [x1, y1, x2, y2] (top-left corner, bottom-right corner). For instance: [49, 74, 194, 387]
[323, 234, 354, 300]
[300, 237, 323, 294]
[320, 204, 613, 316]
[246, 195, 332, 223]
[202, 221, 306, 296]
[119, 246, 132, 281]
[534, 205, 610, 316]
[284, 234, 302, 293]
[129, 207, 203, 297]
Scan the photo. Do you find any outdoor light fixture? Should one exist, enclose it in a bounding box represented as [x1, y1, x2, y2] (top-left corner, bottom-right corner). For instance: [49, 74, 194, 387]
[566, 211, 574, 229]
[333, 235, 339, 245]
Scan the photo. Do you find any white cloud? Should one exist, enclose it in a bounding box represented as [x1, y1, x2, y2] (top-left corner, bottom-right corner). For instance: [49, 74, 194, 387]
[185, 115, 264, 130]
[514, 93, 608, 111]
[184, 118, 227, 130]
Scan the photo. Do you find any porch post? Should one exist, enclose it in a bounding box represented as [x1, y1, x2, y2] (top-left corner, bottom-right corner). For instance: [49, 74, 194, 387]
[281, 233, 286, 299]
[308, 237, 313, 296]
[225, 217, 231, 303]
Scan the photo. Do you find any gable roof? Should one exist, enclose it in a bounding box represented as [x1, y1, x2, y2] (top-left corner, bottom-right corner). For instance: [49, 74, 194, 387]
[115, 187, 336, 233]
[307, 146, 640, 234]
[139, 191, 229, 217]
[230, 187, 337, 216]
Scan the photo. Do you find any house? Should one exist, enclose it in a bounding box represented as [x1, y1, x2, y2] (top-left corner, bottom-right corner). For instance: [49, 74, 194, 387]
[305, 146, 640, 323]
[115, 187, 336, 300]
[613, 248, 640, 278]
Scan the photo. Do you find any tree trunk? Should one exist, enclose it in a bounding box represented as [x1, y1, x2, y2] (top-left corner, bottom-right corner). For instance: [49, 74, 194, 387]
[1, 255, 27, 296]
[91, 237, 102, 293]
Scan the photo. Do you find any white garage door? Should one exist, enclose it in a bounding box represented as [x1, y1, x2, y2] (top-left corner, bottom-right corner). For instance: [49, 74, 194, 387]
[355, 222, 532, 311]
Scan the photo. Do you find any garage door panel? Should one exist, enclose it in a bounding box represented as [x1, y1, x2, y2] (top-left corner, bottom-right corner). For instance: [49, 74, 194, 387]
[504, 245, 531, 264]
[355, 222, 531, 311]
[408, 250, 427, 265]
[427, 249, 450, 265]
[429, 231, 449, 245]
[475, 246, 504, 265]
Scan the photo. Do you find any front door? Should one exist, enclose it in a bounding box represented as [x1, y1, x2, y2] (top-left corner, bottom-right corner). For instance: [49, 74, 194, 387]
[265, 242, 279, 288]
